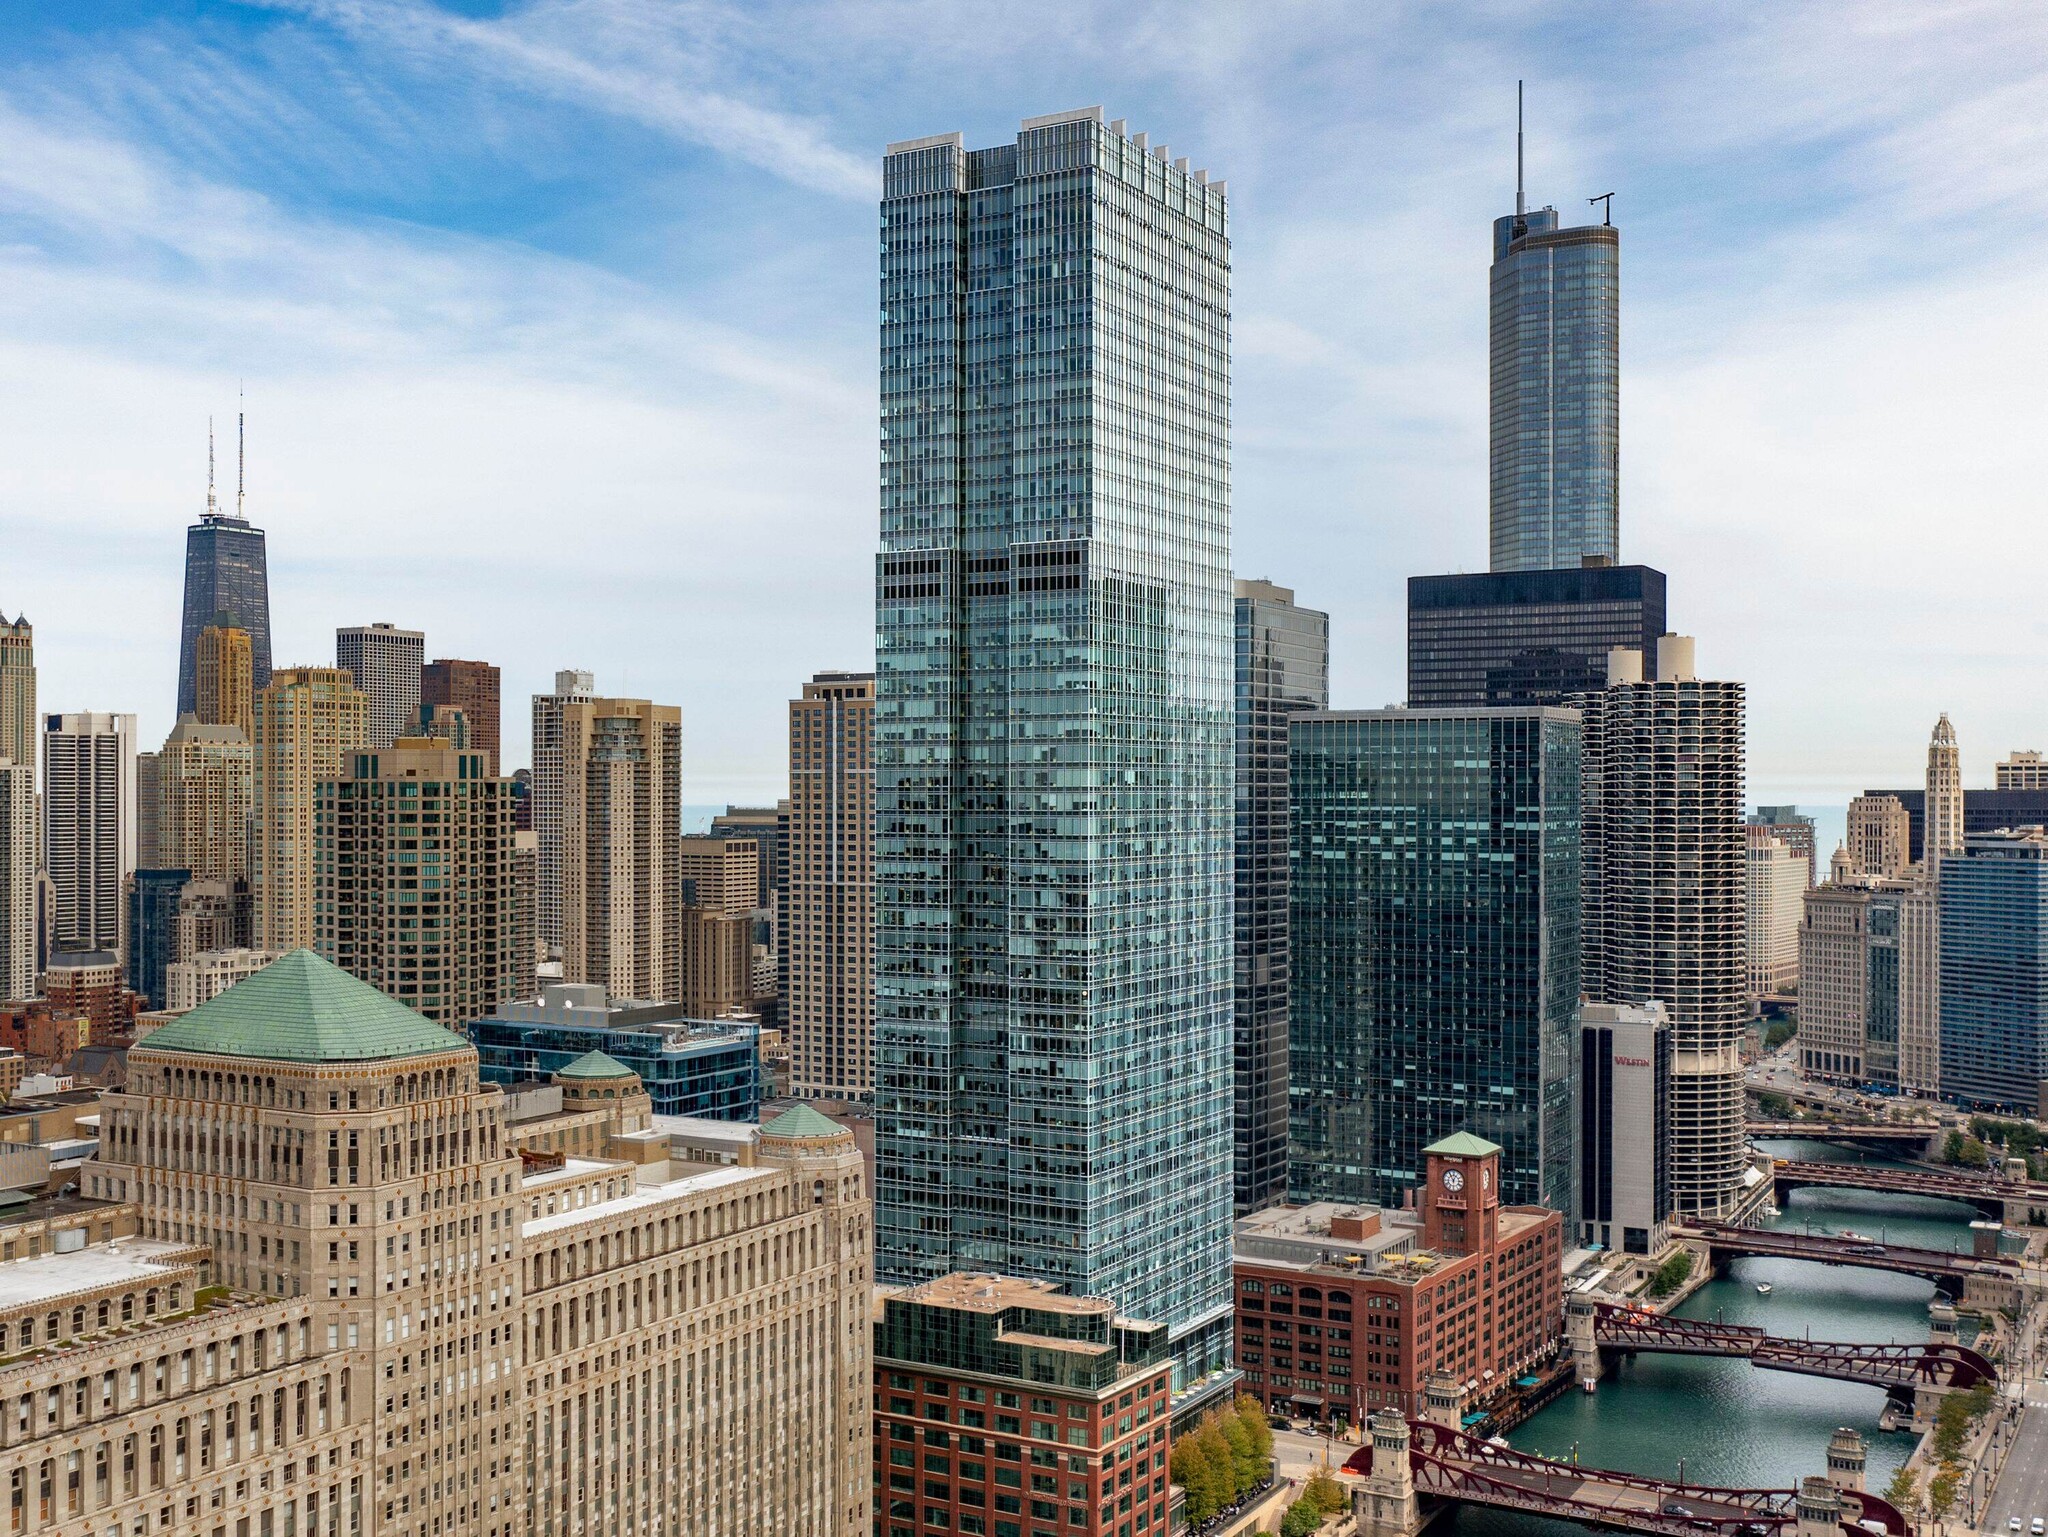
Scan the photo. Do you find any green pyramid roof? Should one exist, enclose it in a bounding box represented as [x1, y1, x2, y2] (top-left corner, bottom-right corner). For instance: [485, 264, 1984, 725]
[761, 1103, 846, 1141]
[1422, 1131, 1503, 1159]
[142, 950, 468, 1064]
[556, 1050, 635, 1080]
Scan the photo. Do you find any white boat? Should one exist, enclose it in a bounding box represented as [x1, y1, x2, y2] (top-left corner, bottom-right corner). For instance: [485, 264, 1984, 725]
[1755, 1283, 1773, 1296]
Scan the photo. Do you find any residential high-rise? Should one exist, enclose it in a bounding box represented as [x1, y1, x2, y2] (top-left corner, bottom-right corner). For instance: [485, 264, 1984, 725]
[0, 758, 31, 1001]
[157, 714, 253, 882]
[1925, 713, 1963, 876]
[0, 608, 32, 777]
[1799, 850, 1921, 1089]
[874, 109, 1235, 1379]
[1489, 107, 1621, 573]
[785, 670, 874, 1098]
[1898, 880, 1941, 1097]
[174, 423, 272, 716]
[124, 866, 189, 1010]
[42, 711, 137, 955]
[1288, 708, 1581, 1214]
[513, 826, 538, 1001]
[530, 667, 595, 953]
[710, 806, 785, 911]
[678, 834, 760, 1019]
[557, 695, 682, 1001]
[1938, 828, 2048, 1111]
[253, 666, 368, 951]
[421, 656, 501, 769]
[1847, 793, 1912, 879]
[135, 749, 161, 868]
[1745, 829, 1806, 999]
[1232, 580, 1328, 1214]
[1748, 804, 1817, 888]
[1578, 638, 1747, 1218]
[336, 622, 425, 749]
[1997, 750, 2048, 790]
[315, 737, 518, 1027]
[194, 621, 255, 737]
[1407, 564, 1665, 708]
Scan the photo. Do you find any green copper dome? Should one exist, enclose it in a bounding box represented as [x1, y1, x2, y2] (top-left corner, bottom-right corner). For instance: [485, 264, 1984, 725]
[760, 1104, 846, 1141]
[141, 950, 468, 1064]
[1421, 1131, 1503, 1159]
[556, 1050, 635, 1081]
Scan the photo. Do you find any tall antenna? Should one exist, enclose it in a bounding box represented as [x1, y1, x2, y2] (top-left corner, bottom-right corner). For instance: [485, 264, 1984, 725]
[1516, 80, 1525, 217]
[206, 416, 218, 516]
[236, 385, 246, 519]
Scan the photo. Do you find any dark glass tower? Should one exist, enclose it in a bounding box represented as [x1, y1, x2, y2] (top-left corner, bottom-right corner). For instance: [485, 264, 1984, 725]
[1938, 830, 2048, 1111]
[1232, 580, 1328, 1215]
[177, 495, 272, 718]
[1287, 707, 1582, 1213]
[874, 109, 1235, 1379]
[1407, 564, 1664, 708]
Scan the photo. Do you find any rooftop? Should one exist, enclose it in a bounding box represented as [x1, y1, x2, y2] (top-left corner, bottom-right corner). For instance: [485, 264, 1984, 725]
[555, 1050, 634, 1081]
[761, 1103, 846, 1141]
[140, 949, 469, 1064]
[1422, 1131, 1504, 1159]
[521, 1164, 757, 1237]
[0, 1237, 198, 1312]
[889, 1272, 1113, 1319]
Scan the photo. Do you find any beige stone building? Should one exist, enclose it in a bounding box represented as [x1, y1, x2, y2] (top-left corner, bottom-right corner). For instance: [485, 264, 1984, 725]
[1846, 794, 1910, 879]
[27, 948, 875, 1537]
[784, 672, 874, 1098]
[196, 623, 255, 739]
[677, 835, 759, 1019]
[555, 698, 681, 1002]
[1996, 749, 2047, 790]
[0, 609, 33, 790]
[166, 946, 279, 1012]
[1797, 849, 1937, 1092]
[1925, 713, 1963, 876]
[254, 668, 368, 952]
[157, 714, 253, 884]
[313, 738, 518, 1029]
[1744, 829, 1805, 1000]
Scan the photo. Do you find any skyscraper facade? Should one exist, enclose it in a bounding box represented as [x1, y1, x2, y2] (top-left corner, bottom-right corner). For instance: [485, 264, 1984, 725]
[530, 668, 595, 953]
[336, 622, 425, 749]
[125, 864, 189, 1010]
[1748, 805, 1817, 889]
[1997, 750, 2048, 790]
[1578, 639, 1748, 1218]
[1489, 204, 1620, 573]
[157, 716, 253, 882]
[0, 609, 32, 777]
[873, 109, 1236, 1377]
[1407, 565, 1664, 708]
[422, 656, 502, 770]
[1925, 713, 1963, 878]
[175, 499, 272, 718]
[677, 833, 759, 1019]
[253, 666, 368, 951]
[195, 621, 255, 738]
[1938, 828, 2048, 1111]
[0, 758, 31, 1001]
[1799, 852, 1915, 1088]
[1847, 794, 1912, 879]
[1287, 708, 1581, 1214]
[42, 711, 138, 955]
[557, 695, 682, 1001]
[785, 670, 875, 1098]
[1232, 580, 1328, 1215]
[1744, 829, 1806, 999]
[135, 750, 162, 868]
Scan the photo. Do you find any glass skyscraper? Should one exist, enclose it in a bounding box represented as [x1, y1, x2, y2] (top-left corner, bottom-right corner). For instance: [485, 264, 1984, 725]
[874, 108, 1236, 1381]
[177, 511, 273, 718]
[1232, 580, 1328, 1215]
[1287, 708, 1582, 1214]
[1489, 207, 1620, 573]
[1938, 829, 2048, 1111]
[1407, 565, 1664, 708]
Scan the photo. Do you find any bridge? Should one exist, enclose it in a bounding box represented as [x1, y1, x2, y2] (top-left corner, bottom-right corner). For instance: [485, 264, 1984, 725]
[1347, 1415, 1909, 1537]
[1582, 1300, 1996, 1393]
[1767, 1158, 2043, 1221]
[1675, 1223, 2021, 1308]
[1747, 1121, 1942, 1155]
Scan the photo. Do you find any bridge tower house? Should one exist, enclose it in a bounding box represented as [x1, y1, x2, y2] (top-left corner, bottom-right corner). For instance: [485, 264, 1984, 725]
[1421, 1371, 1465, 1429]
[1795, 1476, 1844, 1537]
[1824, 1427, 1866, 1494]
[1928, 1299, 1959, 1346]
[1565, 1296, 1603, 1389]
[1355, 1409, 1425, 1537]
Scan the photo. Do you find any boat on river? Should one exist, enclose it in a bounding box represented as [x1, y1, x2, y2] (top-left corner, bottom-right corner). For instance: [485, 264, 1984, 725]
[1755, 1283, 1773, 1295]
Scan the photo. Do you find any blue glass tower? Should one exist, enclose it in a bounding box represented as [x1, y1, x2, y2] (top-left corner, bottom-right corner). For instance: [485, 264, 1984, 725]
[874, 109, 1236, 1380]
[125, 866, 189, 1010]
[1939, 829, 2048, 1111]
[176, 427, 272, 717]
[1287, 708, 1581, 1213]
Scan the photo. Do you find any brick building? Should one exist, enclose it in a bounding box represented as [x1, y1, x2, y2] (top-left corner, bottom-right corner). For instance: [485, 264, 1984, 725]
[0, 999, 92, 1064]
[1233, 1132, 1561, 1427]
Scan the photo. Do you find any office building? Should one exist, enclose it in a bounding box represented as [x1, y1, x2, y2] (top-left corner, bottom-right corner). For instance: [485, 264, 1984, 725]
[1233, 580, 1328, 1215]
[1800, 854, 1910, 1089]
[1234, 1135, 1562, 1425]
[124, 867, 189, 1010]
[71, 950, 872, 1537]
[873, 1273, 1175, 1537]
[1288, 707, 1580, 1214]
[421, 657, 501, 770]
[314, 737, 519, 1029]
[156, 714, 253, 883]
[1897, 880, 1941, 1097]
[711, 806, 785, 909]
[135, 751, 161, 869]
[1926, 713, 1963, 876]
[42, 711, 137, 956]
[1938, 828, 2048, 1110]
[174, 435, 272, 718]
[1847, 794, 1912, 879]
[0, 758, 31, 1001]
[1489, 148, 1621, 572]
[554, 695, 682, 1001]
[1998, 751, 2048, 791]
[1578, 639, 1747, 1218]
[165, 945, 277, 1011]
[874, 110, 1235, 1380]
[1407, 564, 1666, 709]
[0, 608, 32, 778]
[529, 668, 595, 952]
[195, 621, 255, 738]
[42, 947, 130, 1041]
[469, 980, 762, 1120]
[1748, 805, 1817, 888]
[678, 832, 759, 1020]
[1745, 829, 1806, 999]
[1857, 786, 2048, 867]
[252, 666, 368, 951]
[785, 670, 875, 1098]
[1578, 1001, 1671, 1256]
[336, 623, 425, 750]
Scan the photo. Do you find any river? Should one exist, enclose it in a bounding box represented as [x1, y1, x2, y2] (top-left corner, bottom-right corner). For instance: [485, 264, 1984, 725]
[1449, 1140, 1980, 1537]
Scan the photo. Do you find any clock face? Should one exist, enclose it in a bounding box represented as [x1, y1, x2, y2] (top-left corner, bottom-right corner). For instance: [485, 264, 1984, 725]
[1481, 1164, 1491, 1190]
[1443, 1167, 1465, 1193]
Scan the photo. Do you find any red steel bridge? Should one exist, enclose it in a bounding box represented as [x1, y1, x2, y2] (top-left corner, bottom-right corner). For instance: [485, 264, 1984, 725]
[1588, 1302, 1996, 1392]
[1344, 1420, 1910, 1537]
[1675, 1222, 2018, 1288]
[1768, 1158, 2048, 1220]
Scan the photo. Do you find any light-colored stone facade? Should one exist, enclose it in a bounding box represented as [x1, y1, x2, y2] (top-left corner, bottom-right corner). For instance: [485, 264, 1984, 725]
[556, 700, 681, 1003]
[1925, 713, 1963, 875]
[166, 949, 279, 1013]
[1846, 794, 1910, 880]
[785, 672, 874, 1099]
[254, 669, 368, 952]
[196, 624, 255, 741]
[1744, 829, 1805, 999]
[158, 716, 253, 884]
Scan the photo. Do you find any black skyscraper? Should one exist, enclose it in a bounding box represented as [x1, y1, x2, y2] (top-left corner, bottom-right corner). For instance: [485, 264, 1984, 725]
[176, 422, 272, 717]
[1407, 564, 1665, 709]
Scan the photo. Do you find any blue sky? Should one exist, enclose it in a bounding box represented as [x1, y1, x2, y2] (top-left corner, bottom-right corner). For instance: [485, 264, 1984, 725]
[3, 0, 2045, 810]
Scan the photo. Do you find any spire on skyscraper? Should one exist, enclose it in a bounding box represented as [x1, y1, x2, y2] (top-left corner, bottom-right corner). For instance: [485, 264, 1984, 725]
[206, 417, 218, 517]
[237, 391, 246, 520]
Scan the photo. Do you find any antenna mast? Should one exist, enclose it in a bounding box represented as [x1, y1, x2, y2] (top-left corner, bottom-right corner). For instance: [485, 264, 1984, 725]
[206, 417, 218, 516]
[237, 387, 246, 519]
[1516, 80, 1525, 216]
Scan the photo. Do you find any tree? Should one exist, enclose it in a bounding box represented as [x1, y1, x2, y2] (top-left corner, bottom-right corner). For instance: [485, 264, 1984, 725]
[1756, 1090, 1792, 1117]
[1647, 1250, 1694, 1298]
[1881, 1466, 1919, 1512]
[1941, 1130, 1967, 1165]
[1218, 1408, 1261, 1500]
[1928, 1465, 1962, 1520]
[1235, 1396, 1274, 1471]
[1280, 1496, 1322, 1537]
[1171, 1426, 1229, 1527]
[1304, 1471, 1349, 1516]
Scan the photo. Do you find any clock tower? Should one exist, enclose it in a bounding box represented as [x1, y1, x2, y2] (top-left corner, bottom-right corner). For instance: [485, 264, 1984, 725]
[1421, 1131, 1504, 1255]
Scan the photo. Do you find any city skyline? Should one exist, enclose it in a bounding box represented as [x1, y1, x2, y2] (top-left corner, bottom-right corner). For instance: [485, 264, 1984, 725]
[3, 4, 2045, 808]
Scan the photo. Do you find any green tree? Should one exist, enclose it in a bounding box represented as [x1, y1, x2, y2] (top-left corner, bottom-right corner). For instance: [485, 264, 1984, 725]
[1928, 1465, 1962, 1520]
[1881, 1466, 1919, 1512]
[1304, 1471, 1349, 1515]
[1171, 1427, 1228, 1527]
[1941, 1130, 1967, 1165]
[1218, 1408, 1261, 1500]
[1756, 1090, 1792, 1117]
[1647, 1250, 1694, 1298]
[1235, 1396, 1274, 1471]
[1958, 1135, 1991, 1169]
[1280, 1496, 1322, 1537]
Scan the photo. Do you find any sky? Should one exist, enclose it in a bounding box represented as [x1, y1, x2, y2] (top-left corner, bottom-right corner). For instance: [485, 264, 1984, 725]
[3, 0, 2046, 814]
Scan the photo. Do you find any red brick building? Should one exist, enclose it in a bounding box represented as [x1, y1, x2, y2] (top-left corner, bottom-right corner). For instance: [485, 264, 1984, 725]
[1233, 1132, 1562, 1427]
[874, 1273, 1174, 1537]
[0, 1000, 93, 1064]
